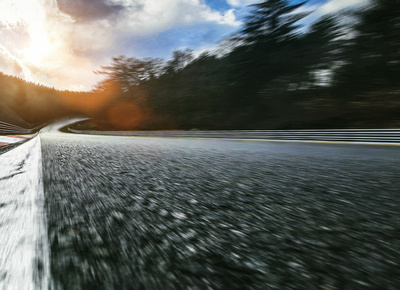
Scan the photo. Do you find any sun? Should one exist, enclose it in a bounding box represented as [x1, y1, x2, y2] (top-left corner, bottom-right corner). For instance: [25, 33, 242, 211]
[0, 0, 59, 67]
[21, 17, 55, 67]
[0, 0, 95, 90]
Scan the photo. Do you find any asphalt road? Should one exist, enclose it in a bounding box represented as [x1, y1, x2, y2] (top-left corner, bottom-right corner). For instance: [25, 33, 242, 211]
[35, 123, 400, 289]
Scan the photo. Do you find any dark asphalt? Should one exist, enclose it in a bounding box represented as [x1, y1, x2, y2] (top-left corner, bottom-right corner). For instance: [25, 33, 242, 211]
[40, 131, 400, 289]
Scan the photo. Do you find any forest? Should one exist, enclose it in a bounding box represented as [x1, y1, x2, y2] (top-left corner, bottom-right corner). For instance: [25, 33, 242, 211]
[1, 0, 400, 131]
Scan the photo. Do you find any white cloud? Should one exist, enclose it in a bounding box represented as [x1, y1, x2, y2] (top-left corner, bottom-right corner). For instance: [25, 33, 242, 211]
[316, 0, 370, 15]
[291, 0, 370, 35]
[0, 0, 240, 90]
[0, 44, 33, 80]
[0, 0, 98, 90]
[226, 0, 255, 8]
[114, 0, 240, 37]
[227, 0, 240, 7]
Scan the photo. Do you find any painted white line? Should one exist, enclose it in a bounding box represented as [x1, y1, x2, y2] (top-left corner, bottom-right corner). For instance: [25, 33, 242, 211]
[115, 135, 400, 146]
[0, 137, 49, 290]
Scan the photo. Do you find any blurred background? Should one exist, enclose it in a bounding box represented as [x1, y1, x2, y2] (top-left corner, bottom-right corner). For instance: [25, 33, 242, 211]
[1, 0, 399, 131]
[1, 1, 400, 289]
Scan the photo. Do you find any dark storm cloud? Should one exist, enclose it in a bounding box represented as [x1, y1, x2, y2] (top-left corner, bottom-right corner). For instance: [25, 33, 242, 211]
[56, 0, 126, 22]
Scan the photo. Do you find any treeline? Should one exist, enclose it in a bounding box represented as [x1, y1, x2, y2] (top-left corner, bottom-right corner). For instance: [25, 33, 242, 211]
[0, 74, 93, 129]
[2, 0, 400, 131]
[0, 74, 69, 128]
[83, 0, 400, 130]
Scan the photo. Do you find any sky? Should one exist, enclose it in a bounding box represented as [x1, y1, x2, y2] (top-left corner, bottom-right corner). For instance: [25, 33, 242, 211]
[0, 0, 369, 91]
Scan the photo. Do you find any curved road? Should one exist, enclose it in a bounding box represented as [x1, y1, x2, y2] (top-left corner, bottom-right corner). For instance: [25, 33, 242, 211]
[2, 120, 400, 289]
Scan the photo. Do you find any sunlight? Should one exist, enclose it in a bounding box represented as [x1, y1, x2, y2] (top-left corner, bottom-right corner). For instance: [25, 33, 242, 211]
[0, 0, 54, 66]
[17, 1, 57, 66]
[22, 30, 53, 66]
[0, 0, 95, 89]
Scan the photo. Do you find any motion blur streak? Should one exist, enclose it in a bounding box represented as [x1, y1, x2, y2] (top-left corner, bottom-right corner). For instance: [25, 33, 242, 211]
[40, 124, 400, 289]
[1, 121, 400, 289]
[0, 137, 49, 290]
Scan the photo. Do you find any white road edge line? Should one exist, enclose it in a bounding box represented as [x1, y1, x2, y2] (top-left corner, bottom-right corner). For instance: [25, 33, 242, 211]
[119, 135, 400, 146]
[0, 136, 50, 290]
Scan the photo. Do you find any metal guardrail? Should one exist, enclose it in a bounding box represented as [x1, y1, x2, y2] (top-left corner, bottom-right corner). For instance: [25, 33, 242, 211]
[0, 121, 42, 134]
[67, 128, 400, 144]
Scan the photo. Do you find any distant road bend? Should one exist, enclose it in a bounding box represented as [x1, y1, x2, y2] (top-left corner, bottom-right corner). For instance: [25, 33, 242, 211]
[0, 119, 400, 289]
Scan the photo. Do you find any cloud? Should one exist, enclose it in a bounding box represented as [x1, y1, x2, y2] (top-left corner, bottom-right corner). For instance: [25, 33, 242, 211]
[317, 0, 370, 15]
[115, 0, 240, 37]
[290, 0, 370, 34]
[226, 0, 255, 8]
[300, 0, 370, 19]
[0, 45, 28, 78]
[56, 0, 125, 22]
[0, 0, 241, 90]
[0, 0, 99, 90]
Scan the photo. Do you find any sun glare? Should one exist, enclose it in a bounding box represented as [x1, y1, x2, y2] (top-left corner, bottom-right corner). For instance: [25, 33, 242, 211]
[22, 32, 53, 66]
[0, 0, 53, 65]
[0, 0, 92, 89]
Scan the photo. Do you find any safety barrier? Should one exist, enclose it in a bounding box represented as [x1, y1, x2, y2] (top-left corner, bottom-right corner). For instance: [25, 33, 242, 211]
[67, 128, 400, 144]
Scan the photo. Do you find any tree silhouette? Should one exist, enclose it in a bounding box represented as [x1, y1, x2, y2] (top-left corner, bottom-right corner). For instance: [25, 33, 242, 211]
[226, 0, 310, 108]
[335, 0, 400, 92]
[238, 0, 309, 44]
[97, 56, 164, 90]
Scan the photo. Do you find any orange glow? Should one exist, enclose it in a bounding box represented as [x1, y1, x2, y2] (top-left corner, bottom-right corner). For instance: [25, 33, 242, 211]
[107, 101, 145, 130]
[59, 81, 121, 115]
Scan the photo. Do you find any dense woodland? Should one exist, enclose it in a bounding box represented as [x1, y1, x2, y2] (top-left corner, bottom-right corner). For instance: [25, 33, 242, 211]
[0, 74, 65, 127]
[1, 0, 400, 131]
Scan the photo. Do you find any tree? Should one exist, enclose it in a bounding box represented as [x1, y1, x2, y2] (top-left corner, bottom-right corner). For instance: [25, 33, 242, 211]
[97, 56, 165, 90]
[226, 0, 310, 107]
[164, 49, 194, 74]
[335, 0, 400, 92]
[292, 14, 344, 88]
[238, 0, 309, 44]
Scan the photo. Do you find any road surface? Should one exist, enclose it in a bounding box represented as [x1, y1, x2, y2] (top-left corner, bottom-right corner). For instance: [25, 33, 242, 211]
[2, 121, 400, 289]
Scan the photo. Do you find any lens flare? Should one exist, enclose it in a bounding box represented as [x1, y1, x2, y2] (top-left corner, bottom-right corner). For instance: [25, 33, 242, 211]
[107, 101, 144, 130]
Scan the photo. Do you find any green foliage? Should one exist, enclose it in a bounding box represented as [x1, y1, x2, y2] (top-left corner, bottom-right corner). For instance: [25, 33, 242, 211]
[164, 49, 194, 74]
[238, 0, 309, 45]
[72, 0, 400, 129]
[97, 56, 165, 89]
[0, 73, 73, 126]
[334, 0, 400, 92]
[5, 0, 400, 130]
[224, 0, 312, 111]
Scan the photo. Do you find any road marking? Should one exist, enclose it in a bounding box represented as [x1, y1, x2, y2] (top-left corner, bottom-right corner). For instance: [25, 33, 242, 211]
[111, 135, 400, 146]
[0, 137, 50, 290]
[6, 135, 29, 139]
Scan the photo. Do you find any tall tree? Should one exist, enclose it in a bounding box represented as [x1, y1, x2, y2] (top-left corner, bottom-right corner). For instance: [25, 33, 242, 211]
[227, 0, 310, 107]
[238, 0, 309, 45]
[97, 56, 165, 90]
[335, 0, 400, 92]
[164, 49, 194, 74]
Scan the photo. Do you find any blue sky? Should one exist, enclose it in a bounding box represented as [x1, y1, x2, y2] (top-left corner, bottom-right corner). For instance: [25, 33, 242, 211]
[0, 0, 369, 90]
[120, 0, 361, 60]
[118, 0, 334, 59]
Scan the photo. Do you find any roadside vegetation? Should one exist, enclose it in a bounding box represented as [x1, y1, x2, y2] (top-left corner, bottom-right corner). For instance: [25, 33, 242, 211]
[1, 0, 400, 131]
[0, 74, 71, 128]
